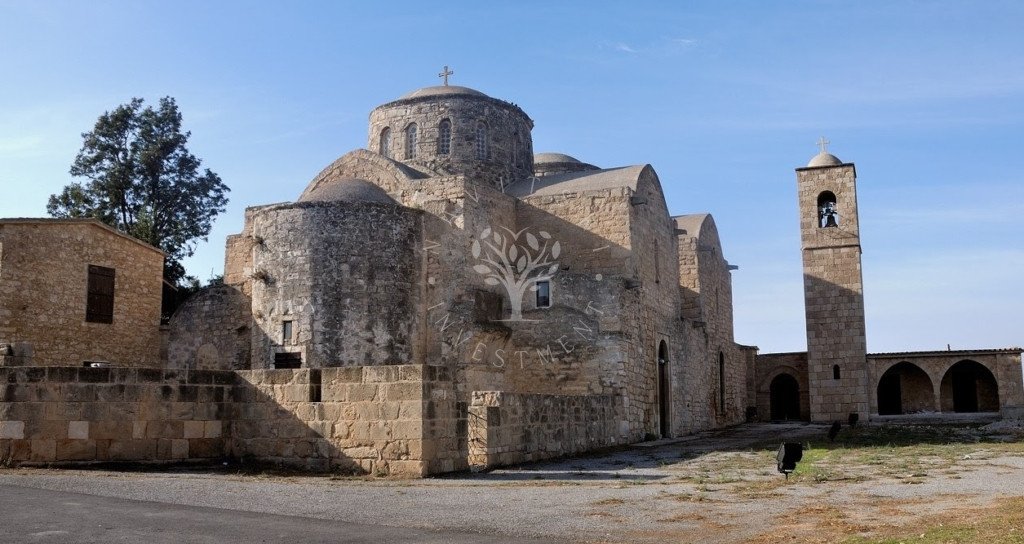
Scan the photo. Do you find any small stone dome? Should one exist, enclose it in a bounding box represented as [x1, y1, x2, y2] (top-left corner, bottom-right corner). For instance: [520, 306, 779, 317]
[298, 177, 396, 204]
[534, 152, 583, 164]
[533, 151, 599, 176]
[399, 85, 489, 100]
[807, 152, 843, 167]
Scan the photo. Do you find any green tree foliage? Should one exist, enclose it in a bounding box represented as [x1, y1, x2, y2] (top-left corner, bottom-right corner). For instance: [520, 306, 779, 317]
[47, 97, 229, 284]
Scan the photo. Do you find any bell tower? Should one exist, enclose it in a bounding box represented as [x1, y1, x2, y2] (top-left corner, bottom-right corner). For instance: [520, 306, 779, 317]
[796, 138, 869, 422]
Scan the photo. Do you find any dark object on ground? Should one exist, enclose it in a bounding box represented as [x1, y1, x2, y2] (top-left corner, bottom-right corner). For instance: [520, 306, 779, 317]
[848, 413, 859, 428]
[777, 442, 804, 478]
[828, 421, 841, 441]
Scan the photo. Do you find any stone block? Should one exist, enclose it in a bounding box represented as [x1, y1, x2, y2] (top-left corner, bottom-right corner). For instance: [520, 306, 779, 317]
[108, 439, 157, 461]
[183, 420, 206, 439]
[56, 439, 96, 461]
[67, 421, 89, 440]
[170, 438, 189, 459]
[204, 420, 222, 438]
[30, 439, 56, 462]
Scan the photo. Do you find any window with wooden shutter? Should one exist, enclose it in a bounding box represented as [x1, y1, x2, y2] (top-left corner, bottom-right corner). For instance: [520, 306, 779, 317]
[86, 265, 115, 324]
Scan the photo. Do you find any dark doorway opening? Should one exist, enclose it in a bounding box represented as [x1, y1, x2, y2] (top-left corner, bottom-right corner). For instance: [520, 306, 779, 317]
[877, 371, 902, 415]
[877, 362, 934, 415]
[941, 360, 999, 413]
[769, 374, 801, 421]
[658, 341, 670, 438]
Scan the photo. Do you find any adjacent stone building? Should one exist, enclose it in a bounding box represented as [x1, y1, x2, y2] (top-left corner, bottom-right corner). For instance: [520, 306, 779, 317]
[0, 218, 164, 367]
[752, 148, 1024, 423]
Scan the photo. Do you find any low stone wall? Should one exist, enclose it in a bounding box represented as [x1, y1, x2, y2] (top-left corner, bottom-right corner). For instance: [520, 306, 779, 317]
[0, 367, 231, 465]
[468, 391, 620, 470]
[231, 366, 428, 476]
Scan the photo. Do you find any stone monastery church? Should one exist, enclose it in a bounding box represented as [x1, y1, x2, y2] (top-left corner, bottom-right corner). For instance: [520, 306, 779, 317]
[0, 78, 1020, 476]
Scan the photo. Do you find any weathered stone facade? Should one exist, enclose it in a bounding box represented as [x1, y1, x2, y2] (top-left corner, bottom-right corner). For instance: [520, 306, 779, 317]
[0, 219, 164, 367]
[163, 83, 749, 473]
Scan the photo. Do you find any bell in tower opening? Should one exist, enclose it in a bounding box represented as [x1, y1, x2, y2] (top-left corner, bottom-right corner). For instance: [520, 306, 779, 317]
[817, 191, 839, 228]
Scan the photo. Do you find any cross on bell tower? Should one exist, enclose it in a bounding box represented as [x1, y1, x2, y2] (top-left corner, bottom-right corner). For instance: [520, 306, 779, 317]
[817, 136, 830, 154]
[438, 65, 453, 86]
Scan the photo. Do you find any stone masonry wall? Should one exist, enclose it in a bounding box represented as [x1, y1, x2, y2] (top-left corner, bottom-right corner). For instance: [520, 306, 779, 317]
[468, 391, 620, 470]
[231, 365, 456, 476]
[248, 201, 423, 369]
[0, 221, 164, 367]
[166, 284, 252, 371]
[0, 367, 230, 465]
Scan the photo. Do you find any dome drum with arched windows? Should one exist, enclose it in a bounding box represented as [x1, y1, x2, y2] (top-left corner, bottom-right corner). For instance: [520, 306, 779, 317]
[368, 85, 535, 188]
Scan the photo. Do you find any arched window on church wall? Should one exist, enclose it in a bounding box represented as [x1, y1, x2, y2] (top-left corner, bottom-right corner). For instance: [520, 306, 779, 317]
[476, 122, 489, 160]
[405, 123, 417, 159]
[379, 127, 391, 158]
[437, 119, 451, 155]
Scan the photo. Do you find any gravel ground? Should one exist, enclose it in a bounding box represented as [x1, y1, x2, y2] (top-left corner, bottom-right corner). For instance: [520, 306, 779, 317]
[2, 423, 1021, 543]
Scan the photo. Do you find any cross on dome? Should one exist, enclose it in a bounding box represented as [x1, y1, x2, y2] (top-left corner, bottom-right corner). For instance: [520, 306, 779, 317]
[438, 65, 453, 86]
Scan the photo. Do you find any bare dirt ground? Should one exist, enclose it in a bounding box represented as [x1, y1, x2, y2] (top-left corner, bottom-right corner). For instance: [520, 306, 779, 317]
[3, 422, 1024, 543]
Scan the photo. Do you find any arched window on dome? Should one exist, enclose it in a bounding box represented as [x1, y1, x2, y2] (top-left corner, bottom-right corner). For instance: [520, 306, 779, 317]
[437, 119, 451, 155]
[475, 122, 489, 160]
[379, 127, 391, 158]
[405, 123, 417, 159]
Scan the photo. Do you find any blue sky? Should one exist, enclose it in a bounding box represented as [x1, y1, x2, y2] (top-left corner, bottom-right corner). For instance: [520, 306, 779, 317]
[1, 1, 1021, 353]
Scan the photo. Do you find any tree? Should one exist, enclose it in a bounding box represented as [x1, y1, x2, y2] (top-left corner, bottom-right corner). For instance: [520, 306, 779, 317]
[47, 97, 229, 285]
[471, 226, 561, 321]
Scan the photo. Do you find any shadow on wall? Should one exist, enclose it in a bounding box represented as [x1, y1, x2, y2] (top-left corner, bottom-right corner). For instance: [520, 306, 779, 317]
[0, 365, 467, 477]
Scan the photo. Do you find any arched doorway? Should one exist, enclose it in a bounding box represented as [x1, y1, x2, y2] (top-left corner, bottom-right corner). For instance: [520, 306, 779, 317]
[658, 341, 670, 438]
[769, 373, 801, 421]
[940, 360, 999, 413]
[877, 362, 935, 415]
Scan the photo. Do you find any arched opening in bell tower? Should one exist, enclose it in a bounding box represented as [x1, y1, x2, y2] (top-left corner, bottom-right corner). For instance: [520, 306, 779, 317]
[817, 191, 839, 228]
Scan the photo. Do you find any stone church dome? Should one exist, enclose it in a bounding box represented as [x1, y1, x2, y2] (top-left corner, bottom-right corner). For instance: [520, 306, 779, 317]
[533, 152, 599, 176]
[807, 151, 843, 167]
[297, 177, 397, 204]
[368, 81, 535, 189]
[399, 85, 488, 99]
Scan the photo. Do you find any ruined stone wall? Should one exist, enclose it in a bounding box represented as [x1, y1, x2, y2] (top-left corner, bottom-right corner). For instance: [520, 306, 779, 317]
[467, 391, 620, 470]
[753, 352, 811, 421]
[0, 367, 230, 465]
[0, 221, 163, 367]
[166, 284, 252, 371]
[369, 93, 534, 188]
[247, 201, 423, 369]
[797, 163, 870, 422]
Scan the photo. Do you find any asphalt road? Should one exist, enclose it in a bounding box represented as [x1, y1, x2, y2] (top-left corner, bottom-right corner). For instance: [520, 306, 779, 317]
[0, 484, 557, 544]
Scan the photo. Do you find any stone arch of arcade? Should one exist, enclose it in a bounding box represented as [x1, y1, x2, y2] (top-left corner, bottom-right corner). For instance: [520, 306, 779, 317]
[876, 361, 935, 415]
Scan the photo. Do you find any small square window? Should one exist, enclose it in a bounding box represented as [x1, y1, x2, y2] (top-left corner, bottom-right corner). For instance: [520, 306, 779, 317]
[535, 280, 551, 308]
